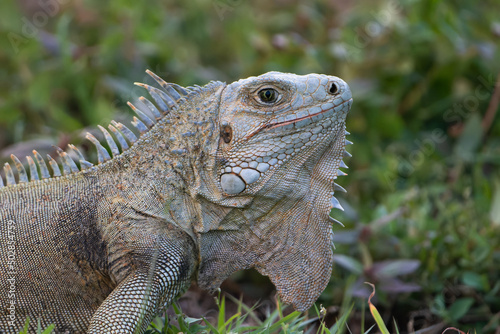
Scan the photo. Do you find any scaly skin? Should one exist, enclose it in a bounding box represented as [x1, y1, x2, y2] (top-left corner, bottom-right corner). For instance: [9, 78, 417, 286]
[0, 71, 352, 333]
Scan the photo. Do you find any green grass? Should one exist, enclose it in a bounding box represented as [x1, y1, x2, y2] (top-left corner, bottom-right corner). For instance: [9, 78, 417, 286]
[19, 286, 472, 333]
[17, 317, 55, 334]
[145, 293, 356, 334]
[23, 296, 355, 334]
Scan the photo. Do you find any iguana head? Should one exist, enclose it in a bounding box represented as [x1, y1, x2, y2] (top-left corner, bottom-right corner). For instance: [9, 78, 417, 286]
[196, 72, 352, 311]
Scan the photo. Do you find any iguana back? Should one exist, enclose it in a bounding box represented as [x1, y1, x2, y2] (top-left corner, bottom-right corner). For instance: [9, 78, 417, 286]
[0, 71, 352, 333]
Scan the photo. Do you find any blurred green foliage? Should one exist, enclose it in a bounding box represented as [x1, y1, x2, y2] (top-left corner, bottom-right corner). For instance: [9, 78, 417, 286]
[1, 0, 499, 332]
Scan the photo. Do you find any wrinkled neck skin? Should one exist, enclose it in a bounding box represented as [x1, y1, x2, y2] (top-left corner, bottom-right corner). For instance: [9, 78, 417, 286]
[95, 82, 226, 239]
[195, 126, 346, 311]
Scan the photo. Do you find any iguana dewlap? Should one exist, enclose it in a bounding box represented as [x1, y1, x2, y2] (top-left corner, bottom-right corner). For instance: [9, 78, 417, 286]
[0, 71, 352, 333]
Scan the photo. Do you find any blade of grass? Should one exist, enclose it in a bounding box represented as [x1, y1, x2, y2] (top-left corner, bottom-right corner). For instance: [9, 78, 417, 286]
[202, 316, 220, 334]
[225, 293, 262, 326]
[171, 303, 189, 332]
[365, 283, 390, 334]
[265, 311, 302, 332]
[337, 275, 356, 334]
[222, 312, 242, 331]
[329, 303, 353, 334]
[393, 318, 400, 334]
[361, 298, 365, 334]
[18, 317, 30, 334]
[41, 325, 56, 334]
[364, 324, 376, 334]
[218, 294, 226, 332]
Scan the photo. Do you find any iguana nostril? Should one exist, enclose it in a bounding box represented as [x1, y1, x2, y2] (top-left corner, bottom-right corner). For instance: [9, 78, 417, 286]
[329, 83, 339, 94]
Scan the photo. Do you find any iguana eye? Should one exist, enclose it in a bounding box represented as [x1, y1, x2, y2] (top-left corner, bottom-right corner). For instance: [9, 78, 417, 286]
[221, 124, 233, 143]
[258, 88, 278, 103]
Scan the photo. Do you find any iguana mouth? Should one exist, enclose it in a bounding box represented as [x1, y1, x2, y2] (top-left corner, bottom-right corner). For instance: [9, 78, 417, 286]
[266, 98, 352, 131]
[243, 98, 352, 142]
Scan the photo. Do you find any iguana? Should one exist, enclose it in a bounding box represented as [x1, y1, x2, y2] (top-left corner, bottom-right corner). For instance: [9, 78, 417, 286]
[0, 70, 352, 333]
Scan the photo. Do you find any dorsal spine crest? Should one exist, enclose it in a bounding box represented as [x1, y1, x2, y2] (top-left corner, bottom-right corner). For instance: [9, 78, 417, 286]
[0, 70, 193, 188]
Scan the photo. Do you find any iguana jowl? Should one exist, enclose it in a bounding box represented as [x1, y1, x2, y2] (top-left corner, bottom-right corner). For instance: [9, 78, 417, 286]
[0, 71, 352, 333]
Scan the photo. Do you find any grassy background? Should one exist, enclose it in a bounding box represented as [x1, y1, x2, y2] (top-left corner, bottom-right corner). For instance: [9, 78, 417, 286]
[0, 0, 499, 332]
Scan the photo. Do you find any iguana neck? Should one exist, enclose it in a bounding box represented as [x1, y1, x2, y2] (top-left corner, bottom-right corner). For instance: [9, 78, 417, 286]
[89, 81, 225, 234]
[119, 81, 224, 190]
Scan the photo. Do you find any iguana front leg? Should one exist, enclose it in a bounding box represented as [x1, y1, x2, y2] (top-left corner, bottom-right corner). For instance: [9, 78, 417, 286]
[88, 223, 197, 334]
[88, 273, 162, 333]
